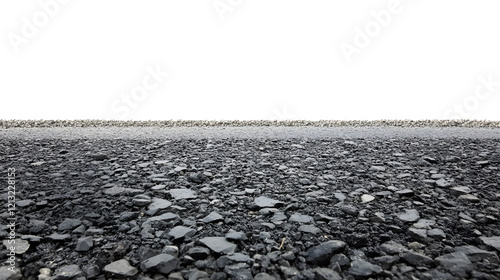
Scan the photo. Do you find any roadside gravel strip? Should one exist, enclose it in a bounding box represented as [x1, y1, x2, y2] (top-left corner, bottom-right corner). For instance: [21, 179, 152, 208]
[1, 122, 500, 279]
[2, 127, 500, 140]
[2, 119, 500, 128]
[1, 119, 500, 140]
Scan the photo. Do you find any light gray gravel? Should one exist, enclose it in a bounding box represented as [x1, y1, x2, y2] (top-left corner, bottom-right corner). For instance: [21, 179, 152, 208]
[2, 119, 500, 128]
[1, 126, 500, 139]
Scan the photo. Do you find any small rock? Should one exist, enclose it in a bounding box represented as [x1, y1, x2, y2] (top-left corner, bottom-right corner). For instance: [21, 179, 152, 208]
[408, 241, 424, 251]
[413, 219, 436, 229]
[455, 245, 499, 264]
[369, 212, 385, 223]
[15, 200, 34, 207]
[313, 268, 342, 280]
[361, 194, 375, 203]
[133, 196, 152, 207]
[91, 154, 108, 161]
[422, 156, 437, 163]
[299, 225, 321, 235]
[339, 204, 358, 216]
[0, 266, 22, 280]
[314, 213, 336, 221]
[435, 178, 451, 187]
[431, 173, 446, 179]
[271, 212, 287, 222]
[459, 194, 480, 203]
[435, 251, 474, 278]
[459, 212, 477, 223]
[103, 259, 138, 278]
[398, 209, 420, 222]
[136, 247, 159, 264]
[278, 165, 288, 170]
[86, 228, 104, 235]
[334, 192, 346, 201]
[450, 186, 471, 196]
[299, 178, 312, 185]
[387, 225, 403, 232]
[147, 198, 172, 215]
[145, 212, 180, 224]
[421, 269, 455, 279]
[162, 245, 179, 257]
[151, 184, 166, 190]
[217, 253, 252, 267]
[140, 254, 179, 275]
[331, 253, 350, 267]
[75, 237, 93, 252]
[482, 215, 498, 224]
[306, 240, 347, 265]
[167, 226, 196, 242]
[210, 272, 228, 280]
[38, 268, 51, 280]
[199, 237, 237, 254]
[476, 160, 490, 166]
[202, 211, 224, 223]
[187, 247, 211, 260]
[168, 272, 183, 280]
[480, 236, 500, 251]
[245, 188, 256, 194]
[395, 189, 414, 197]
[169, 189, 197, 200]
[280, 266, 300, 279]
[119, 212, 139, 222]
[380, 241, 408, 255]
[104, 186, 126, 196]
[225, 230, 247, 241]
[47, 233, 71, 241]
[374, 255, 399, 270]
[370, 166, 386, 172]
[254, 272, 276, 280]
[2, 239, 29, 254]
[58, 218, 82, 231]
[445, 156, 460, 162]
[254, 196, 284, 208]
[187, 172, 206, 183]
[289, 213, 314, 223]
[21, 235, 41, 242]
[427, 228, 446, 240]
[52, 264, 84, 280]
[400, 250, 434, 267]
[408, 228, 428, 243]
[224, 265, 252, 279]
[28, 219, 46, 234]
[349, 260, 382, 277]
[72, 225, 86, 234]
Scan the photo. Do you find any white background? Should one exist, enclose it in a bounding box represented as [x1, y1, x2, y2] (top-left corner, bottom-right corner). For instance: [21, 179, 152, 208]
[1, 0, 500, 121]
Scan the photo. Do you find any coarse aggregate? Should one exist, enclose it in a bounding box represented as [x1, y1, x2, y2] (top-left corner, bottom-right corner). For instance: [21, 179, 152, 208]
[1, 119, 500, 129]
[1, 121, 500, 280]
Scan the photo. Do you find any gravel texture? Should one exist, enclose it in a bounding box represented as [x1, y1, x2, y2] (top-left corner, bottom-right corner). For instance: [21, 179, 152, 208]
[1, 123, 500, 279]
[2, 126, 500, 140]
[1, 119, 500, 128]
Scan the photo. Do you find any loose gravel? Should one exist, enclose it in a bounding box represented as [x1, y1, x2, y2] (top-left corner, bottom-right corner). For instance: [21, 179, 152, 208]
[1, 123, 500, 280]
[2, 127, 500, 140]
[1, 119, 500, 128]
